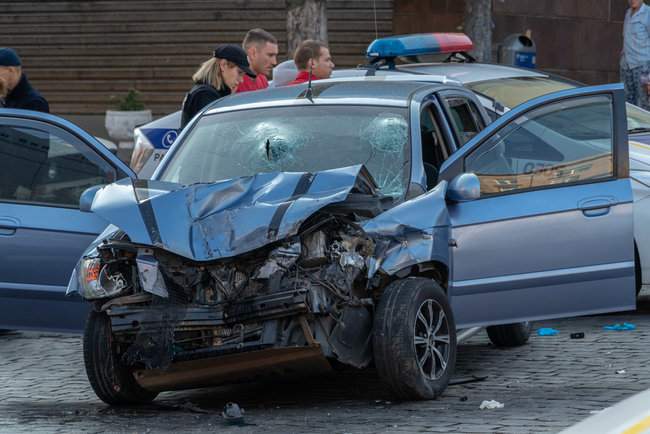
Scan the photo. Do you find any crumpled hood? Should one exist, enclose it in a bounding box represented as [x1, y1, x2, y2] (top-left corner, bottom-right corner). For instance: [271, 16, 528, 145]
[89, 165, 377, 261]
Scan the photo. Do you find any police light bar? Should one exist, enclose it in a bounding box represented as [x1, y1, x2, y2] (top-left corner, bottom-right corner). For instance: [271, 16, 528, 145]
[366, 33, 474, 62]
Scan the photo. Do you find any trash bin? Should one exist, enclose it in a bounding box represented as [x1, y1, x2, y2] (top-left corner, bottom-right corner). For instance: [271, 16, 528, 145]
[498, 34, 536, 69]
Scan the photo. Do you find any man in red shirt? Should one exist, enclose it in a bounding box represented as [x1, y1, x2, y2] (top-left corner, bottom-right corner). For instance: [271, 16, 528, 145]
[288, 40, 335, 85]
[237, 28, 279, 92]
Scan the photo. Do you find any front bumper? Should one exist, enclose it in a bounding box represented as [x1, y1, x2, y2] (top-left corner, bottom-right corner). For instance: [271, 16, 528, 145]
[107, 288, 317, 361]
[133, 345, 330, 392]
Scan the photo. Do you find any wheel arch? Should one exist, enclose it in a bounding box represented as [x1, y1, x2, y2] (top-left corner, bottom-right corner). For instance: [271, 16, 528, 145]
[386, 261, 449, 293]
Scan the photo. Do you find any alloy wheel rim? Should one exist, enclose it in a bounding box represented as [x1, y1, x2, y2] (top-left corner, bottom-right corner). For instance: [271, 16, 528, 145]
[413, 298, 450, 380]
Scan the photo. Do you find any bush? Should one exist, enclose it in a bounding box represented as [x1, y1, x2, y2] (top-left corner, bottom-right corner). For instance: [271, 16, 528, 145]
[111, 89, 146, 111]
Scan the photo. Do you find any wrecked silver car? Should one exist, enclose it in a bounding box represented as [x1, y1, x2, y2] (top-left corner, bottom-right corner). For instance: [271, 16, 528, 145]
[68, 81, 637, 405]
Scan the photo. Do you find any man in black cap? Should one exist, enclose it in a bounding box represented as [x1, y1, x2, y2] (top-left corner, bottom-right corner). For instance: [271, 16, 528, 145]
[0, 48, 49, 113]
[181, 44, 255, 128]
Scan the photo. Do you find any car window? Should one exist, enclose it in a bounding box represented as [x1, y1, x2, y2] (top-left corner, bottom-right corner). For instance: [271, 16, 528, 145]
[161, 105, 411, 198]
[420, 106, 449, 190]
[0, 122, 117, 207]
[627, 103, 650, 131]
[467, 77, 576, 109]
[465, 95, 614, 197]
[444, 97, 484, 145]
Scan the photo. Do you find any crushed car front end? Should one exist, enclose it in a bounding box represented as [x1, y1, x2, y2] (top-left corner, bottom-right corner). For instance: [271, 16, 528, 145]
[68, 83, 456, 404]
[68, 166, 451, 399]
[78, 230, 376, 391]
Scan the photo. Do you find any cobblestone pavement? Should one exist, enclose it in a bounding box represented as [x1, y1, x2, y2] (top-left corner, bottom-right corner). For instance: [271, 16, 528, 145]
[2, 294, 650, 434]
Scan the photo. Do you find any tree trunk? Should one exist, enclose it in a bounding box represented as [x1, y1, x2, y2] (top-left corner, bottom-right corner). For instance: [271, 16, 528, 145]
[463, 0, 492, 62]
[286, 0, 328, 56]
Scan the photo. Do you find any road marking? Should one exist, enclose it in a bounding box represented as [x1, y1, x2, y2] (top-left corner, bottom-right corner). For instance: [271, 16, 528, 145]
[622, 415, 650, 434]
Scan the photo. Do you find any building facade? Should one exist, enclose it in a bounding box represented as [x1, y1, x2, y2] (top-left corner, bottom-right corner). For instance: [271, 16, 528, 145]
[0, 0, 629, 135]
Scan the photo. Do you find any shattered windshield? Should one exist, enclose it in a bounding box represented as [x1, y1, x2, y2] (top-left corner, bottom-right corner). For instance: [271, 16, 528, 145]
[159, 105, 411, 197]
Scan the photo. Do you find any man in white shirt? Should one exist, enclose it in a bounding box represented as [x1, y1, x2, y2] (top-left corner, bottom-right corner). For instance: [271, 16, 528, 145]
[622, 0, 650, 109]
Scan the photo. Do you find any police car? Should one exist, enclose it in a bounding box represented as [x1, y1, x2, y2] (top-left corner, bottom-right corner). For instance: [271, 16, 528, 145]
[130, 110, 180, 178]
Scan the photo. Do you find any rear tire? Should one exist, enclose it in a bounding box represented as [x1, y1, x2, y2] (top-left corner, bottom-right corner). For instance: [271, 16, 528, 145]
[373, 278, 456, 400]
[486, 322, 531, 347]
[83, 311, 158, 406]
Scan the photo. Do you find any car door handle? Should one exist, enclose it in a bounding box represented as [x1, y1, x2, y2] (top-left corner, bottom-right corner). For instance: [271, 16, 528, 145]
[578, 197, 614, 217]
[0, 218, 19, 236]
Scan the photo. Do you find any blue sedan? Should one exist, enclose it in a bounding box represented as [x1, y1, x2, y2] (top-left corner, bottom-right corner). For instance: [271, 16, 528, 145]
[36, 78, 636, 404]
[0, 109, 135, 332]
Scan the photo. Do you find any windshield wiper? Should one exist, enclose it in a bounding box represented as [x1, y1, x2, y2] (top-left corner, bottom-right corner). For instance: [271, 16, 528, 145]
[628, 127, 650, 134]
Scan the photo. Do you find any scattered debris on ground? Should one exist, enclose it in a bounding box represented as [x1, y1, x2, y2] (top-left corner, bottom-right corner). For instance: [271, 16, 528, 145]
[589, 407, 611, 415]
[479, 400, 504, 410]
[603, 323, 636, 331]
[449, 375, 488, 386]
[537, 328, 559, 336]
[222, 402, 245, 425]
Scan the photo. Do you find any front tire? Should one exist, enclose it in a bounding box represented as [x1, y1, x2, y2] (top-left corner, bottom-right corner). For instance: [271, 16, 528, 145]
[486, 322, 532, 347]
[373, 278, 456, 400]
[83, 311, 158, 406]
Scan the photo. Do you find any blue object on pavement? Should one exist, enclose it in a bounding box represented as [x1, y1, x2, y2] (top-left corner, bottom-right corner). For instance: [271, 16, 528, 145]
[537, 328, 559, 336]
[603, 322, 636, 331]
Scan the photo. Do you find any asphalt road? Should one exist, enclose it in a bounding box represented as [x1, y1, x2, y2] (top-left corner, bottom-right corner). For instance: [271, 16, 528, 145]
[2, 293, 650, 434]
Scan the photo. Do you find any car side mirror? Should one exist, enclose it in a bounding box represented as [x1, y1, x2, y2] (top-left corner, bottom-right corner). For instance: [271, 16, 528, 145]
[79, 185, 103, 213]
[446, 173, 480, 202]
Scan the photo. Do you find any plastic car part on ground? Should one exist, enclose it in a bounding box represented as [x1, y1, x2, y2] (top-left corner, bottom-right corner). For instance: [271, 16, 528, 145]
[603, 322, 636, 331]
[222, 402, 245, 425]
[448, 375, 488, 386]
[479, 400, 504, 409]
[537, 328, 559, 336]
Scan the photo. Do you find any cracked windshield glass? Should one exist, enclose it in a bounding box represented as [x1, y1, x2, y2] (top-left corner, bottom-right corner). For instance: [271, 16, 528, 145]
[160, 105, 410, 197]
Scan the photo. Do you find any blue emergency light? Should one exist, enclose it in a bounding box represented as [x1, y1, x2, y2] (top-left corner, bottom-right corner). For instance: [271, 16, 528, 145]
[366, 33, 474, 64]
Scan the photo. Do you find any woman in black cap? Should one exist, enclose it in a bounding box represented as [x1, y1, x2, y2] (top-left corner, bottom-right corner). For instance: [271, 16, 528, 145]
[181, 44, 256, 128]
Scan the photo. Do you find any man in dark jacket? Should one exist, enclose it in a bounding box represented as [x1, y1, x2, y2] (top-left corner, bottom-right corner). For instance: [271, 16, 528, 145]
[0, 48, 49, 113]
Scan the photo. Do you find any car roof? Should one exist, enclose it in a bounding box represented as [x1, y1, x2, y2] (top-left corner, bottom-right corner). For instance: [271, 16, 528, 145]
[205, 80, 450, 114]
[395, 62, 548, 83]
